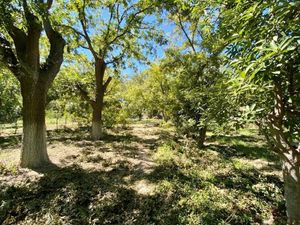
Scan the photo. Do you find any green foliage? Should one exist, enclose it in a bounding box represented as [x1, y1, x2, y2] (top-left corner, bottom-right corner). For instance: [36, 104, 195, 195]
[56, 0, 165, 70]
[48, 61, 127, 128]
[47, 60, 93, 125]
[0, 69, 21, 124]
[161, 50, 232, 140]
[220, 0, 300, 143]
[123, 63, 174, 121]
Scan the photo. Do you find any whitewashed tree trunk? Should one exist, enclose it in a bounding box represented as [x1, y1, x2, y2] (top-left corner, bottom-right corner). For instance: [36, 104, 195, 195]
[283, 150, 300, 225]
[20, 89, 50, 168]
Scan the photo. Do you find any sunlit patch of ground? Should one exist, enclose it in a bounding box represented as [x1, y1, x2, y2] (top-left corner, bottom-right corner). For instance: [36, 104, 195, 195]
[0, 123, 160, 190]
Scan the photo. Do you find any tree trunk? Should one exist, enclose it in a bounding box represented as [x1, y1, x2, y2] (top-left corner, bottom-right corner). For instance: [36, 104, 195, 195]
[90, 59, 110, 140]
[162, 111, 169, 122]
[20, 87, 50, 168]
[198, 126, 207, 148]
[91, 103, 103, 140]
[265, 81, 300, 224]
[283, 150, 300, 224]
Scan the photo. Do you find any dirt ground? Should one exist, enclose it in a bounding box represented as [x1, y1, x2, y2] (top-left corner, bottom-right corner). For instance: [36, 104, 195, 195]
[0, 123, 162, 195]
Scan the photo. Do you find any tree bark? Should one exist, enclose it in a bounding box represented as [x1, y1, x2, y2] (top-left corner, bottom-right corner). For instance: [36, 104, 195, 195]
[91, 102, 104, 140]
[198, 126, 207, 148]
[0, 1, 65, 169]
[90, 59, 112, 140]
[20, 84, 50, 168]
[263, 81, 300, 224]
[283, 149, 300, 225]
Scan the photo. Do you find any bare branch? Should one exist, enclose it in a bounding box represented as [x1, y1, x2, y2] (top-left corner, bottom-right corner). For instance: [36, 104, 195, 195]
[101, 3, 116, 57]
[78, 44, 90, 50]
[61, 24, 85, 38]
[47, 0, 53, 9]
[106, 51, 126, 65]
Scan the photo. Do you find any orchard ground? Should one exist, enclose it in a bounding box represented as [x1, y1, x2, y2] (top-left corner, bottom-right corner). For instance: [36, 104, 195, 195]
[0, 120, 286, 225]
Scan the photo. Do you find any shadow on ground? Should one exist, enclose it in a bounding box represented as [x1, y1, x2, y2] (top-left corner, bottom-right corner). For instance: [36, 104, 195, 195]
[206, 134, 280, 164]
[0, 135, 21, 150]
[0, 126, 286, 225]
[0, 164, 169, 225]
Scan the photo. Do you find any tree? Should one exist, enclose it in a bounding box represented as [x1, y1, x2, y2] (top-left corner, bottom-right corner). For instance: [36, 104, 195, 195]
[59, 0, 163, 140]
[0, 0, 65, 168]
[159, 0, 229, 146]
[143, 63, 173, 121]
[123, 64, 174, 121]
[161, 50, 230, 146]
[220, 0, 300, 223]
[47, 61, 92, 127]
[122, 73, 147, 120]
[48, 56, 126, 129]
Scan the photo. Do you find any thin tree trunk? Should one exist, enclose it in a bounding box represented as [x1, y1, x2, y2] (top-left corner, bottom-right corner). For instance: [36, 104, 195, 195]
[162, 111, 169, 122]
[283, 150, 300, 224]
[20, 88, 50, 168]
[198, 126, 207, 148]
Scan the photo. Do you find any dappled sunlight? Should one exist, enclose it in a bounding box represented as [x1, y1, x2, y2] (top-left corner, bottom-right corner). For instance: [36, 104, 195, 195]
[0, 123, 287, 224]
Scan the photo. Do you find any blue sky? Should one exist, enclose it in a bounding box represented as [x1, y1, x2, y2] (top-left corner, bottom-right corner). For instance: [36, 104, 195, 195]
[122, 17, 177, 77]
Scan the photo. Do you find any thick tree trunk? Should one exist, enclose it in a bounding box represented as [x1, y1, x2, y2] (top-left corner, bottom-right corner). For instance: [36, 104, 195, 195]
[283, 150, 300, 224]
[91, 103, 103, 140]
[20, 87, 50, 168]
[0, 0, 65, 169]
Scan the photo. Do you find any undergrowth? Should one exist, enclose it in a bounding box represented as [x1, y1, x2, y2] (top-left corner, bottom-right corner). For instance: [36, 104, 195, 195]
[150, 130, 285, 225]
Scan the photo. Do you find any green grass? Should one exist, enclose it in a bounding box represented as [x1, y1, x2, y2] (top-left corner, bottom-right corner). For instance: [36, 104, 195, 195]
[149, 129, 285, 225]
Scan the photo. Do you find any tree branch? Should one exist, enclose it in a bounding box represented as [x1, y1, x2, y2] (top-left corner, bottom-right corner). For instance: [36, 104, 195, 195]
[101, 3, 116, 57]
[22, 0, 42, 32]
[106, 51, 127, 65]
[107, 5, 152, 47]
[78, 44, 90, 50]
[103, 76, 112, 92]
[0, 36, 21, 79]
[178, 14, 197, 53]
[77, 1, 97, 58]
[76, 83, 95, 106]
[39, 1, 65, 83]
[61, 24, 86, 38]
[0, 3, 27, 61]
